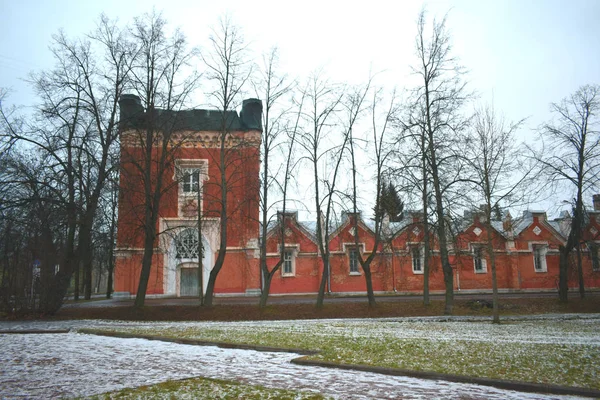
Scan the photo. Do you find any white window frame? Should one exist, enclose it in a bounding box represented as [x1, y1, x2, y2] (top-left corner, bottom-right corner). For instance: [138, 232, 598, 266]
[411, 245, 424, 274]
[342, 243, 364, 275]
[175, 159, 208, 196]
[174, 159, 208, 217]
[282, 250, 296, 277]
[472, 245, 487, 273]
[279, 245, 299, 277]
[349, 248, 360, 275]
[532, 243, 548, 273]
[181, 168, 200, 194]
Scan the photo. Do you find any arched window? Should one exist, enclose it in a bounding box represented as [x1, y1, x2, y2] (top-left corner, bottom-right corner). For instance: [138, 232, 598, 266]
[175, 229, 199, 259]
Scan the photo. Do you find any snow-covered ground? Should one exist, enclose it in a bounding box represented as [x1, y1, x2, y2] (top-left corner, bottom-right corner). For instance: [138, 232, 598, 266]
[0, 317, 597, 399]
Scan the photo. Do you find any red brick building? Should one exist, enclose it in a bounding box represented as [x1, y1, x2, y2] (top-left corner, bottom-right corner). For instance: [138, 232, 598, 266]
[113, 95, 262, 298]
[263, 207, 600, 296]
[113, 95, 600, 298]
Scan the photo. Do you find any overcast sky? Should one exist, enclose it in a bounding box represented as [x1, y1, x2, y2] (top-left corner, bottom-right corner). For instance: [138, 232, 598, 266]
[2, 0, 599, 216]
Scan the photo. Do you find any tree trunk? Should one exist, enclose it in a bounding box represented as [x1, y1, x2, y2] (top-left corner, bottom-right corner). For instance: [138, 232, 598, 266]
[105, 260, 114, 299]
[259, 272, 273, 308]
[197, 187, 204, 306]
[486, 218, 500, 323]
[421, 134, 430, 306]
[80, 230, 93, 300]
[316, 256, 329, 309]
[134, 226, 156, 308]
[429, 151, 453, 314]
[424, 64, 453, 314]
[203, 136, 229, 308]
[558, 246, 569, 303]
[363, 266, 376, 307]
[105, 195, 117, 299]
[576, 244, 585, 299]
[258, 147, 270, 308]
[73, 262, 80, 301]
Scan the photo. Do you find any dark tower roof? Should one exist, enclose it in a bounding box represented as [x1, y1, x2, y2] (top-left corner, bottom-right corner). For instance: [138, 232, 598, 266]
[118, 95, 263, 132]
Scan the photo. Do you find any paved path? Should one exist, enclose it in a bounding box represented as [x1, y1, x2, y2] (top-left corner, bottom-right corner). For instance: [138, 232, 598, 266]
[0, 320, 590, 400]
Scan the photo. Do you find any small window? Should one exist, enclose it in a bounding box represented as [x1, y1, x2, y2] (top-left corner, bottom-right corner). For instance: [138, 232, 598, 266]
[282, 250, 295, 276]
[182, 169, 200, 193]
[473, 246, 487, 273]
[589, 243, 599, 272]
[412, 246, 423, 274]
[349, 249, 360, 274]
[533, 244, 547, 272]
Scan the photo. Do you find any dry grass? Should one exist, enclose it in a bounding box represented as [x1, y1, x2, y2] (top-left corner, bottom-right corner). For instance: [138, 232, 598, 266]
[50, 296, 600, 322]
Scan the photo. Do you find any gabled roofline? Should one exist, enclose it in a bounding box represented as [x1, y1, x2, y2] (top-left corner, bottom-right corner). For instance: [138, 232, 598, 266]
[514, 210, 567, 243]
[265, 211, 319, 246]
[329, 211, 376, 241]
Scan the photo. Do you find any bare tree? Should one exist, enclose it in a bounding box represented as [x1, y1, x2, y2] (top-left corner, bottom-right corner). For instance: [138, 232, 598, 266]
[407, 9, 471, 314]
[394, 103, 435, 306]
[201, 16, 253, 307]
[464, 103, 527, 323]
[296, 72, 345, 308]
[121, 12, 200, 308]
[102, 164, 119, 299]
[347, 85, 396, 307]
[0, 15, 131, 311]
[537, 84, 600, 302]
[254, 48, 299, 307]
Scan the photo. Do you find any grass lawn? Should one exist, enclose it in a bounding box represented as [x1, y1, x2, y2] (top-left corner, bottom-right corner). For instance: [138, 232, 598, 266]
[89, 316, 600, 390]
[85, 376, 327, 399]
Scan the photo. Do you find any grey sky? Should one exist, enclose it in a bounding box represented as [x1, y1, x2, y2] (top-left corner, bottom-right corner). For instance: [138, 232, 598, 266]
[2, 0, 599, 128]
[1, 0, 599, 215]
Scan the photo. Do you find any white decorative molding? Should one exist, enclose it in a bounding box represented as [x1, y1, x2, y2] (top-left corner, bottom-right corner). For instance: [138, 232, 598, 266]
[160, 217, 220, 297]
[174, 159, 209, 218]
[412, 227, 420, 236]
[591, 227, 598, 236]
[533, 226, 542, 236]
[121, 130, 261, 148]
[342, 242, 366, 253]
[473, 227, 482, 237]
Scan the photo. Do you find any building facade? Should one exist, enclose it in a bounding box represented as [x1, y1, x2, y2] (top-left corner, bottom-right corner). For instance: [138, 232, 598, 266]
[113, 95, 600, 298]
[113, 95, 262, 298]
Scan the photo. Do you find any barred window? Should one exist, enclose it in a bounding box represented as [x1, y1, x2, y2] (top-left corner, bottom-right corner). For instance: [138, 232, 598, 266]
[175, 229, 199, 259]
[182, 169, 200, 193]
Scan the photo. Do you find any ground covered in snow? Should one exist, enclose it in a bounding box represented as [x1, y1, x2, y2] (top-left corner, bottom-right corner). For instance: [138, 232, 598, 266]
[86, 376, 326, 399]
[0, 316, 597, 399]
[91, 314, 600, 390]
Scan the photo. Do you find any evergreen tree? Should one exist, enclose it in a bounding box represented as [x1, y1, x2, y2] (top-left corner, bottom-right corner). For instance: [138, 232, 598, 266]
[375, 181, 404, 222]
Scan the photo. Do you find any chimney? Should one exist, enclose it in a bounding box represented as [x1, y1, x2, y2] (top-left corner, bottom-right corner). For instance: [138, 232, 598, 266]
[277, 210, 298, 224]
[240, 98, 263, 131]
[594, 194, 600, 211]
[119, 94, 144, 129]
[556, 211, 572, 237]
[382, 213, 390, 237]
[502, 211, 513, 233]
